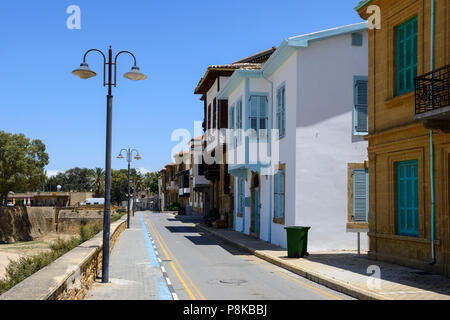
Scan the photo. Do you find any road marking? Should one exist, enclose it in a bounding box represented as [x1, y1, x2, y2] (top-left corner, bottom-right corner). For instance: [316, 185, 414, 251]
[148, 218, 198, 300]
[149, 218, 207, 300]
[139, 213, 172, 300]
[260, 263, 343, 300]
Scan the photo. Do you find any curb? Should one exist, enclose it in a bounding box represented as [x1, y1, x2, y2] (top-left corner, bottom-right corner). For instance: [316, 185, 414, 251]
[195, 223, 386, 300]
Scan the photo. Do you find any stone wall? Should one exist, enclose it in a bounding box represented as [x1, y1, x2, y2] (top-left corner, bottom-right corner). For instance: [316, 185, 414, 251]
[56, 209, 104, 234]
[0, 207, 117, 244]
[27, 207, 55, 238]
[0, 207, 33, 243]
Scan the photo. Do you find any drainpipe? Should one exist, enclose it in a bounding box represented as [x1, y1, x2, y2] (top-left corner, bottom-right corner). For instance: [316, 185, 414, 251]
[262, 70, 274, 243]
[429, 0, 436, 265]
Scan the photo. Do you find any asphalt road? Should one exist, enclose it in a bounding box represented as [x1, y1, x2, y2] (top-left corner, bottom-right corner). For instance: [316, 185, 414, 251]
[142, 211, 354, 300]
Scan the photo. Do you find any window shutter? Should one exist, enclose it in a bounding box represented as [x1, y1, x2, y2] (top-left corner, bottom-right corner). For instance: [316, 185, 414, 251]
[354, 77, 368, 134]
[397, 160, 419, 236]
[281, 87, 286, 137]
[396, 16, 418, 95]
[219, 100, 228, 129]
[353, 169, 368, 222]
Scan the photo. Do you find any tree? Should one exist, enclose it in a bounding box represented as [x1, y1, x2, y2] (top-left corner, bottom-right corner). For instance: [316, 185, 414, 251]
[43, 167, 94, 192]
[143, 172, 161, 194]
[89, 168, 105, 197]
[0, 131, 49, 204]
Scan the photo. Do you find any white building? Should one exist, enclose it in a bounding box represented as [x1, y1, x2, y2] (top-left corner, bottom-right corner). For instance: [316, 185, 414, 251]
[218, 23, 369, 251]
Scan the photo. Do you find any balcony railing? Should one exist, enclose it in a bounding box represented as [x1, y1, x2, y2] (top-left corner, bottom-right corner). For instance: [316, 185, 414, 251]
[415, 64, 450, 115]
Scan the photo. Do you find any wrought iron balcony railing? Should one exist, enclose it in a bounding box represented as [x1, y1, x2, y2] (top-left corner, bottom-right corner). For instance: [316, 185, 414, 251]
[415, 64, 449, 115]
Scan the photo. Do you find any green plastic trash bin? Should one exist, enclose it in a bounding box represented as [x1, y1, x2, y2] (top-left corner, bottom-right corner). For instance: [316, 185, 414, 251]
[284, 226, 311, 258]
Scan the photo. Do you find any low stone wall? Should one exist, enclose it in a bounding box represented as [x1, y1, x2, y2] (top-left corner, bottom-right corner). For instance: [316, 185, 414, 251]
[0, 216, 127, 300]
[0, 207, 33, 243]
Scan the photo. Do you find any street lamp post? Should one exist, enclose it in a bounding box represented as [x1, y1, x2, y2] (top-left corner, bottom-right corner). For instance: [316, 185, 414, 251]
[117, 148, 141, 229]
[72, 47, 147, 283]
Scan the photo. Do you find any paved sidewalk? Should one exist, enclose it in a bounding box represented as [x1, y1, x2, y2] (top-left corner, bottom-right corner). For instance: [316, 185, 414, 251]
[195, 223, 450, 300]
[85, 213, 172, 300]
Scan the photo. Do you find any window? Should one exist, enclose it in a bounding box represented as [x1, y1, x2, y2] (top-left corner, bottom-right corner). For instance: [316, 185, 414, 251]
[236, 99, 243, 145]
[276, 85, 286, 138]
[353, 168, 369, 222]
[207, 104, 211, 129]
[238, 178, 245, 215]
[396, 16, 417, 95]
[352, 33, 363, 46]
[213, 99, 217, 129]
[248, 96, 268, 140]
[274, 166, 285, 223]
[229, 105, 235, 130]
[397, 160, 419, 237]
[353, 76, 368, 134]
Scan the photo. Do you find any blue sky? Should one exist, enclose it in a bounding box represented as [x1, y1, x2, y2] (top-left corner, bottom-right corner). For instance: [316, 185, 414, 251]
[0, 0, 363, 175]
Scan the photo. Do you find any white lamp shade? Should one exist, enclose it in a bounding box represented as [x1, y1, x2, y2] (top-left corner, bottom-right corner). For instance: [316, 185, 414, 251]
[72, 63, 97, 79]
[124, 66, 147, 81]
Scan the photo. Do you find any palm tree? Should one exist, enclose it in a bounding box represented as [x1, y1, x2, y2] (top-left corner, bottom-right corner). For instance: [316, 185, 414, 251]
[90, 168, 105, 197]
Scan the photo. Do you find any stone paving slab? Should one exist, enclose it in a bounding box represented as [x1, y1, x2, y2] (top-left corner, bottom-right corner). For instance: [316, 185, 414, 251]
[85, 213, 171, 300]
[195, 223, 450, 300]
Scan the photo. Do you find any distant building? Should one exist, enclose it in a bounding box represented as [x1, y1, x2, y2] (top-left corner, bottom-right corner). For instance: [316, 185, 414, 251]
[7, 191, 94, 207]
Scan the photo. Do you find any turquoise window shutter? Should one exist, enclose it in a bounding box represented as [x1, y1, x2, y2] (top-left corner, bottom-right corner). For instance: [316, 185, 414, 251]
[276, 86, 286, 138]
[353, 169, 369, 222]
[397, 160, 419, 237]
[353, 76, 368, 134]
[396, 16, 418, 95]
[274, 169, 284, 219]
[281, 86, 286, 138]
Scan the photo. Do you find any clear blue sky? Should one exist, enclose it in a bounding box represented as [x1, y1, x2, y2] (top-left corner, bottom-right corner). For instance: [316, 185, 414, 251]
[0, 0, 363, 175]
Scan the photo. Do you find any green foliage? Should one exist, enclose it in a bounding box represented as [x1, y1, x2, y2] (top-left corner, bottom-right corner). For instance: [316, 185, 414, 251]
[44, 167, 94, 193]
[0, 131, 49, 204]
[143, 172, 161, 194]
[168, 202, 180, 211]
[90, 168, 105, 198]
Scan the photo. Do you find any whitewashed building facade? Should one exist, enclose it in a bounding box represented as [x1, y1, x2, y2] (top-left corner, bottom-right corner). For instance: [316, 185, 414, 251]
[219, 23, 369, 251]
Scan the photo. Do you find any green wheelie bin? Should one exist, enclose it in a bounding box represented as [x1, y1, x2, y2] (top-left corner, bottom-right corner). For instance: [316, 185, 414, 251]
[284, 226, 311, 258]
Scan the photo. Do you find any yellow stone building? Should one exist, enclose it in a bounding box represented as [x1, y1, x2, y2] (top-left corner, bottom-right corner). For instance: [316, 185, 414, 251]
[356, 0, 449, 275]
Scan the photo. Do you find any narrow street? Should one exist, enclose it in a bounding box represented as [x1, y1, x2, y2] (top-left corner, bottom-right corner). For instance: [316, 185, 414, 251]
[91, 211, 353, 300]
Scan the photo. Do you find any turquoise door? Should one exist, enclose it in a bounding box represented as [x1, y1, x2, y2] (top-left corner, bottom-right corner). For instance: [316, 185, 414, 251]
[254, 187, 259, 234]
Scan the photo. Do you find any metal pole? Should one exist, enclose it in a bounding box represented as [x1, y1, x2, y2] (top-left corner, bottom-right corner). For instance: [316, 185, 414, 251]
[127, 159, 131, 229]
[133, 178, 136, 216]
[102, 46, 113, 283]
[357, 232, 361, 256]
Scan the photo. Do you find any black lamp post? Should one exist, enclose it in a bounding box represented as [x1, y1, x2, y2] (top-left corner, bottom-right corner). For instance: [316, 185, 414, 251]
[117, 148, 141, 229]
[72, 47, 147, 283]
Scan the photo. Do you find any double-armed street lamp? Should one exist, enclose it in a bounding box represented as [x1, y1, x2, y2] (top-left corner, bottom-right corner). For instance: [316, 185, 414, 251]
[117, 148, 141, 229]
[72, 47, 147, 283]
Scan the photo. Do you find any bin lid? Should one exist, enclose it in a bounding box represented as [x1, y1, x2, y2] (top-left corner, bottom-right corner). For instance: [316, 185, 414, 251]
[284, 226, 311, 230]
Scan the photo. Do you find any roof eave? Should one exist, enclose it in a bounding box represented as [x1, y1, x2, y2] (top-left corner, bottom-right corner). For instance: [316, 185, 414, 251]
[354, 0, 373, 11]
[217, 69, 262, 100]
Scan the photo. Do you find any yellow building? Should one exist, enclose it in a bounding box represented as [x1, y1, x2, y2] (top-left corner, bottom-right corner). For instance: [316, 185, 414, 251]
[356, 0, 449, 275]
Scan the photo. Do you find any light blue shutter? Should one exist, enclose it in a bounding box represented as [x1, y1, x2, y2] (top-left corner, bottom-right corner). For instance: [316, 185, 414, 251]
[353, 169, 369, 222]
[281, 87, 286, 138]
[354, 76, 368, 134]
[274, 170, 284, 219]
